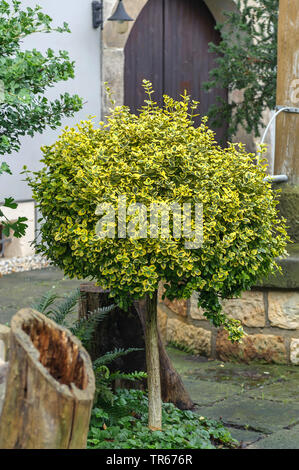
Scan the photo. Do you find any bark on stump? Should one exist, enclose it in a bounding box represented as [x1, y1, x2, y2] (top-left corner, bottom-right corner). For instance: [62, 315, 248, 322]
[79, 283, 194, 410]
[0, 309, 95, 449]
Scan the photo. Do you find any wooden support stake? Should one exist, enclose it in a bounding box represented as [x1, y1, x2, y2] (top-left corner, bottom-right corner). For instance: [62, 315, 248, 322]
[0, 309, 95, 449]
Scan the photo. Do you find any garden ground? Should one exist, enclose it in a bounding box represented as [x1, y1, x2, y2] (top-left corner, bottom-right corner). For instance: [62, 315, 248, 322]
[1, 267, 299, 449]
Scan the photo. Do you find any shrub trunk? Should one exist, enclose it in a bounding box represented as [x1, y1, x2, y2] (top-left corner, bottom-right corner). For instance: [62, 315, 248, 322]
[143, 291, 162, 430]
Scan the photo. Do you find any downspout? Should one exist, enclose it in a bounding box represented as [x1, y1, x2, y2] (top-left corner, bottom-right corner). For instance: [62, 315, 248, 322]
[260, 106, 292, 184]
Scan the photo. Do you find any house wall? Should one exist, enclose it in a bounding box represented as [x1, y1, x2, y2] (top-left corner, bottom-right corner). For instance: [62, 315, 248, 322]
[1, 0, 276, 258]
[0, 0, 102, 257]
[0, 201, 35, 257]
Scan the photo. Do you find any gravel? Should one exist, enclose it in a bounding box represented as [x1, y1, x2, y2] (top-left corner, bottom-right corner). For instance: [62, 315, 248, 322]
[0, 254, 51, 276]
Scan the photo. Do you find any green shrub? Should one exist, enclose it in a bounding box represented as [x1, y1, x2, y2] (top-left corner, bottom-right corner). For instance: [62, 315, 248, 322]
[27, 81, 288, 338]
[27, 80, 289, 429]
[205, 0, 278, 137]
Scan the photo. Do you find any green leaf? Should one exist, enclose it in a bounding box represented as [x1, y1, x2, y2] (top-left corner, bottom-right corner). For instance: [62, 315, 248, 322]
[0, 162, 12, 175]
[3, 197, 18, 209]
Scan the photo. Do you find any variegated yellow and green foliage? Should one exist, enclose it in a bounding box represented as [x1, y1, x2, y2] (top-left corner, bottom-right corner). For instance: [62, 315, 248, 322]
[27, 80, 289, 341]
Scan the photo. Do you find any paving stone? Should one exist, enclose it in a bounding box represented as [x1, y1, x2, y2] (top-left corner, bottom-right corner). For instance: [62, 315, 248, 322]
[168, 347, 299, 389]
[247, 425, 299, 449]
[181, 378, 242, 406]
[195, 397, 299, 433]
[0, 268, 83, 324]
[226, 427, 263, 446]
[243, 378, 299, 403]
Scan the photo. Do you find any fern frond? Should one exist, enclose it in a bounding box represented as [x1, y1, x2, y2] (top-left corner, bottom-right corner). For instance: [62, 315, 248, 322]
[90, 305, 117, 316]
[109, 371, 147, 382]
[94, 378, 115, 406]
[93, 347, 143, 368]
[48, 289, 80, 326]
[31, 290, 58, 314]
[70, 304, 115, 348]
[96, 400, 136, 423]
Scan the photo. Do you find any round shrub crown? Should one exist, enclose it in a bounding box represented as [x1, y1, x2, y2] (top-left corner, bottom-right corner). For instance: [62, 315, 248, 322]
[28, 81, 289, 341]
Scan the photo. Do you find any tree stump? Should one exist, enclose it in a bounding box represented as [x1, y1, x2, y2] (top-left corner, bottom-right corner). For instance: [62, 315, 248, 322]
[79, 283, 194, 410]
[0, 309, 95, 449]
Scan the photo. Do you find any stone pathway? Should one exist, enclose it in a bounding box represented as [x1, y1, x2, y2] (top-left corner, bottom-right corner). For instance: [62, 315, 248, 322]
[0, 268, 299, 449]
[168, 347, 299, 449]
[0, 267, 83, 324]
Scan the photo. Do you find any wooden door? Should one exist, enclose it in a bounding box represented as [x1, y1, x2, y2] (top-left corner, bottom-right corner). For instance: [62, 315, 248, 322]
[124, 0, 228, 142]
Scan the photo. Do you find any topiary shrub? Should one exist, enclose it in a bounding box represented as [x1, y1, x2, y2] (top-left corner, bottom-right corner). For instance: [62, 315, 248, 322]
[27, 80, 289, 430]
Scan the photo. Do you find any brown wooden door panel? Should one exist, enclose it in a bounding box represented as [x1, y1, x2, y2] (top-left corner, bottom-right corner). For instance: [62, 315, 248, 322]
[164, 0, 227, 137]
[124, 0, 164, 112]
[124, 0, 227, 142]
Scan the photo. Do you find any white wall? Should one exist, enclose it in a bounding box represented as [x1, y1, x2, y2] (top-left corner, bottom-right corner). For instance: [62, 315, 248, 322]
[0, 0, 102, 202]
[0, 201, 35, 256]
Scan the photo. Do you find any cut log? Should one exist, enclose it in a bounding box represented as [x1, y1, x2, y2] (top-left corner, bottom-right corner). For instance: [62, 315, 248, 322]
[79, 283, 194, 410]
[0, 309, 95, 449]
[0, 324, 10, 362]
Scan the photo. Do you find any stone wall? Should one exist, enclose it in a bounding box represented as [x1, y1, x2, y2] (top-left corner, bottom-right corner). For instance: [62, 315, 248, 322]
[158, 287, 299, 366]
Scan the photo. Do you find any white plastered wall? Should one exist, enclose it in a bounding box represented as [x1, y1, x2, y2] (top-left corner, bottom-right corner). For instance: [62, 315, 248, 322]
[0, 201, 35, 258]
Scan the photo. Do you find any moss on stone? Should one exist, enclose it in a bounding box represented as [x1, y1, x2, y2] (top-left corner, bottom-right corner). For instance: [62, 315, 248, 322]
[257, 243, 299, 289]
[275, 184, 299, 243]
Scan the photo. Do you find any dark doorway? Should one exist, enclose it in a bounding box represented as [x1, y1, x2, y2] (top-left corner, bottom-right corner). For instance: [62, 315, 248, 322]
[124, 0, 228, 143]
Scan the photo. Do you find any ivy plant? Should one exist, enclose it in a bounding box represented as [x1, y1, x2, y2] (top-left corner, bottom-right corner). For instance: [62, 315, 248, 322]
[88, 389, 238, 449]
[204, 0, 278, 138]
[27, 80, 289, 431]
[0, 0, 82, 238]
